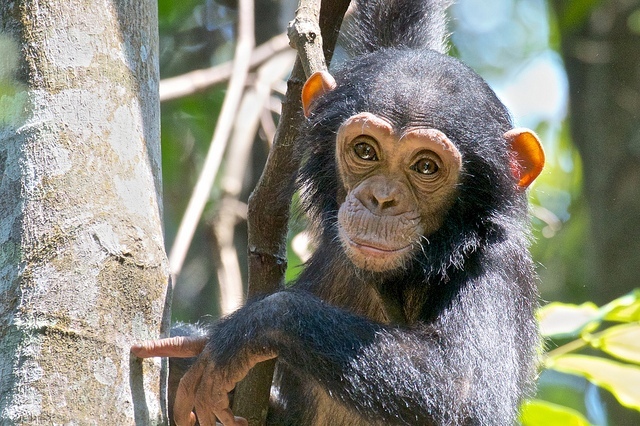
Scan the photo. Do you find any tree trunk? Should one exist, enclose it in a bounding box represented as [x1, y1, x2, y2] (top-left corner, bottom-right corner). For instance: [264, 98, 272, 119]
[0, 1, 169, 424]
[555, 0, 640, 304]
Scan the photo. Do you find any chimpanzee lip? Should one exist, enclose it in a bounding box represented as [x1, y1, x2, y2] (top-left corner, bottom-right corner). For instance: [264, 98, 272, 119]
[341, 232, 412, 257]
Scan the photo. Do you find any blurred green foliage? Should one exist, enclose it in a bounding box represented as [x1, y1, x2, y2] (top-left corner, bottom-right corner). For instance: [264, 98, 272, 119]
[525, 291, 640, 424]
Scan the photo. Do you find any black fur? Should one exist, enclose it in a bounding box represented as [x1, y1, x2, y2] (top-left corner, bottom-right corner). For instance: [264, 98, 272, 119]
[347, 0, 453, 54]
[202, 1, 539, 424]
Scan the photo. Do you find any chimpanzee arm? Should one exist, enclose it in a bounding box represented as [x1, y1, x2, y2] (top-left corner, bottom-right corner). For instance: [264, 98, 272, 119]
[172, 280, 523, 426]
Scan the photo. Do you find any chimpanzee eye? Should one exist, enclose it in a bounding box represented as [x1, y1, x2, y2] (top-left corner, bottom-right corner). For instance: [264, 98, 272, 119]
[412, 158, 439, 175]
[354, 140, 378, 161]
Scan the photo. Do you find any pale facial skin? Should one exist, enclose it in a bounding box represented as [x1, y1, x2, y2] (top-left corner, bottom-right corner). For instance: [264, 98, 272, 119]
[335, 112, 462, 272]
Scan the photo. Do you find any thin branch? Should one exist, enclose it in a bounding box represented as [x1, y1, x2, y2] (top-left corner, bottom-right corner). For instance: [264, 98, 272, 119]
[214, 88, 262, 317]
[159, 33, 288, 102]
[544, 338, 589, 362]
[168, 0, 255, 283]
[214, 199, 246, 316]
[544, 329, 603, 363]
[243, 1, 347, 295]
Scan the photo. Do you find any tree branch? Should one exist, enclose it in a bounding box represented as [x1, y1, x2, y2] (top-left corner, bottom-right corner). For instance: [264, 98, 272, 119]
[288, 0, 327, 76]
[159, 33, 288, 102]
[232, 1, 351, 424]
[214, 51, 295, 316]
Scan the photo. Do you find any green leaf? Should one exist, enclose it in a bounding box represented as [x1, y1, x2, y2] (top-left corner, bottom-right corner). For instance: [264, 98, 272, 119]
[550, 355, 640, 411]
[602, 290, 640, 323]
[538, 302, 600, 338]
[591, 324, 640, 364]
[520, 399, 591, 426]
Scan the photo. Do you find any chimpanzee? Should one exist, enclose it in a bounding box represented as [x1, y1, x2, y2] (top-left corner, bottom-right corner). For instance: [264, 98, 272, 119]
[133, 0, 545, 424]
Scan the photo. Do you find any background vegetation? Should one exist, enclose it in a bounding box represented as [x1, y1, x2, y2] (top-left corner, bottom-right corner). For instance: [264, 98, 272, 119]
[155, 0, 640, 423]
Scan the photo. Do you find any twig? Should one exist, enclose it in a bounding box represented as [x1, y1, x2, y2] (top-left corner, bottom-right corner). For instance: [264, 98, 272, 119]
[544, 337, 589, 362]
[159, 33, 289, 102]
[543, 329, 604, 363]
[214, 198, 245, 316]
[168, 0, 255, 283]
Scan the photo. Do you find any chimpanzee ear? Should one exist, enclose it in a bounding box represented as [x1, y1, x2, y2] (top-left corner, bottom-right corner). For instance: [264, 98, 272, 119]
[302, 71, 337, 117]
[504, 128, 545, 189]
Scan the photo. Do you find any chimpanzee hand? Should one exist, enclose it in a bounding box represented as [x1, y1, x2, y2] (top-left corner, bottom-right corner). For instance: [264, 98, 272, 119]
[173, 345, 276, 426]
[132, 336, 276, 426]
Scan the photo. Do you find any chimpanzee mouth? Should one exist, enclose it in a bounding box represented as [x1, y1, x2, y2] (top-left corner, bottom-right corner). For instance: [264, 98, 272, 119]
[340, 231, 413, 258]
[346, 237, 411, 256]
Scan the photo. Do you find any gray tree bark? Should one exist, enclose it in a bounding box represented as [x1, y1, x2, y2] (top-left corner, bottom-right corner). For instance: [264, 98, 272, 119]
[0, 0, 170, 424]
[555, 0, 640, 304]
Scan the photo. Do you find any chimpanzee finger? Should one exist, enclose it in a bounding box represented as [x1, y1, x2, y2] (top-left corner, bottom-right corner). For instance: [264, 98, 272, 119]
[191, 399, 218, 426]
[193, 363, 232, 426]
[192, 387, 223, 425]
[131, 336, 208, 358]
[173, 359, 205, 426]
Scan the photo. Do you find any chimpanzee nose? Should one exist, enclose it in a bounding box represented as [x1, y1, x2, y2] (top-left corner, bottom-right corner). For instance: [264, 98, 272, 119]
[353, 178, 409, 216]
[368, 191, 398, 211]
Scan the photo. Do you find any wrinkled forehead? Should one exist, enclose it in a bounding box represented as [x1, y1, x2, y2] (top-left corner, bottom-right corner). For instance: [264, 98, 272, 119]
[337, 111, 451, 144]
